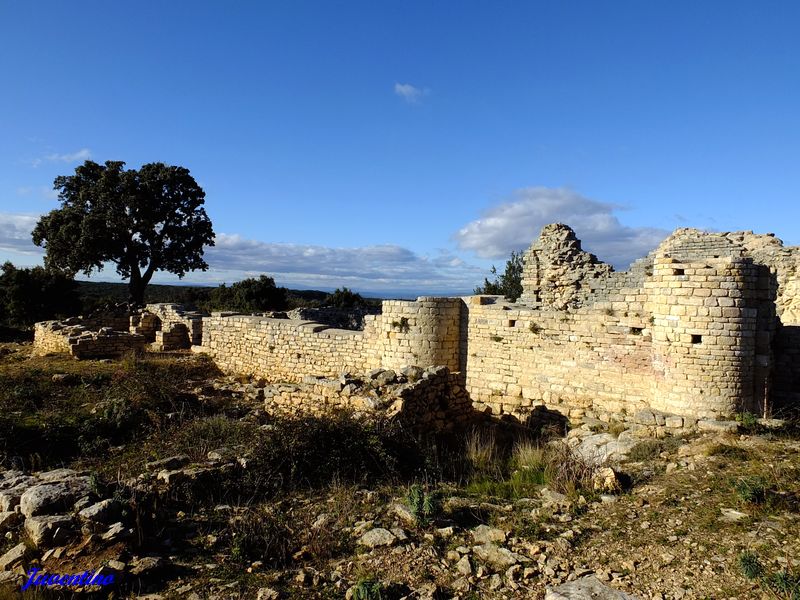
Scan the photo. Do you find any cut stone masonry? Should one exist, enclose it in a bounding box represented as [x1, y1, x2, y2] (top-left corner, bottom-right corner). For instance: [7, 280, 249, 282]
[33, 224, 800, 426]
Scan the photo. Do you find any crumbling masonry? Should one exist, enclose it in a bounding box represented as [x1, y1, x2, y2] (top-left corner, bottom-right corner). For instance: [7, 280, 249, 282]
[34, 225, 800, 427]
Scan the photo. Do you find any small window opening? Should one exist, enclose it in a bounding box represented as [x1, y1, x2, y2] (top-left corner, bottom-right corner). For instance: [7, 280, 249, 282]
[673, 268, 685, 276]
[507, 320, 516, 327]
[630, 327, 643, 336]
[691, 334, 702, 344]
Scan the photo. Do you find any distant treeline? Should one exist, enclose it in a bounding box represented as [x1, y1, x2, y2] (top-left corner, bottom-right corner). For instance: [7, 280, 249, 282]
[0, 262, 377, 330]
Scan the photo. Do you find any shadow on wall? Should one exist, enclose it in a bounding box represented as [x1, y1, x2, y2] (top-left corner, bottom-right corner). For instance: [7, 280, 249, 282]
[774, 324, 800, 414]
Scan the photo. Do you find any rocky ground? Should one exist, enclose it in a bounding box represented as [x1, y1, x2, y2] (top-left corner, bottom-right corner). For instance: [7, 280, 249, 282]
[0, 342, 798, 599]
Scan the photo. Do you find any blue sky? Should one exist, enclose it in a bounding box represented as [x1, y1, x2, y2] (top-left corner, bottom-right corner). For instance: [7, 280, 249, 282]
[1, 1, 799, 296]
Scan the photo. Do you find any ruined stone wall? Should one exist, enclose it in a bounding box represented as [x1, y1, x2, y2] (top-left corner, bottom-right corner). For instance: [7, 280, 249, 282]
[372, 298, 462, 372]
[519, 223, 613, 309]
[646, 256, 772, 418]
[200, 297, 462, 384]
[462, 297, 655, 422]
[139, 303, 204, 345]
[260, 366, 474, 431]
[201, 313, 374, 381]
[32, 322, 73, 355]
[33, 321, 146, 358]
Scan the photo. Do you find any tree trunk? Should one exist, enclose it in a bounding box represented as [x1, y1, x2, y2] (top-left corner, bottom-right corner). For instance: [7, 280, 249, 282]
[128, 269, 146, 307]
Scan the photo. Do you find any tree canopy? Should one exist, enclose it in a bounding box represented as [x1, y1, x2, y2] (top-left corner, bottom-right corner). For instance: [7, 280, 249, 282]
[32, 160, 215, 306]
[206, 276, 289, 312]
[474, 250, 524, 301]
[0, 262, 81, 327]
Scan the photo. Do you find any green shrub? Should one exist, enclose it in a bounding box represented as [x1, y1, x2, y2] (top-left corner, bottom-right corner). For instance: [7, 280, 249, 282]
[352, 578, 384, 600]
[738, 551, 764, 580]
[734, 477, 768, 505]
[736, 411, 759, 429]
[405, 484, 442, 527]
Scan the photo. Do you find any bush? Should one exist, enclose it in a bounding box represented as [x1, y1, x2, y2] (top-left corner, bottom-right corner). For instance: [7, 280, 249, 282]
[241, 411, 429, 498]
[352, 578, 385, 600]
[405, 484, 442, 527]
[0, 262, 80, 327]
[734, 477, 768, 505]
[326, 287, 366, 309]
[204, 275, 288, 312]
[738, 551, 764, 580]
[229, 507, 293, 566]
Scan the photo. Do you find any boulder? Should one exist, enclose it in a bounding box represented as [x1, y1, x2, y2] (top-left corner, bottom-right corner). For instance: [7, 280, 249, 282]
[19, 478, 92, 518]
[78, 499, 119, 525]
[24, 515, 73, 548]
[358, 528, 396, 548]
[146, 455, 190, 471]
[471, 525, 507, 544]
[0, 511, 23, 530]
[0, 543, 29, 571]
[472, 543, 529, 569]
[592, 467, 623, 493]
[546, 575, 641, 599]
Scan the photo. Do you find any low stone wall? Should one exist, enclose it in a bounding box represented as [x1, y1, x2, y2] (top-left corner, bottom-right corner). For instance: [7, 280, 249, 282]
[260, 366, 474, 431]
[33, 320, 146, 358]
[32, 322, 73, 355]
[202, 313, 372, 381]
[138, 304, 204, 346]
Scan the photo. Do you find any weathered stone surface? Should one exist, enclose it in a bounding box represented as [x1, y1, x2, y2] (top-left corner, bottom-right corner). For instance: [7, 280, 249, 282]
[0, 543, 28, 571]
[358, 528, 396, 548]
[472, 543, 529, 569]
[545, 575, 641, 599]
[24, 515, 73, 548]
[19, 478, 92, 518]
[593, 467, 623, 493]
[697, 420, 739, 433]
[471, 525, 507, 544]
[129, 556, 165, 576]
[78, 499, 118, 524]
[0, 511, 23, 530]
[455, 555, 472, 576]
[102, 521, 130, 542]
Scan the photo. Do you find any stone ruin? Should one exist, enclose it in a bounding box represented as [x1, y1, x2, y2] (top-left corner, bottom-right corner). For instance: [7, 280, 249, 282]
[34, 303, 204, 358]
[33, 224, 800, 431]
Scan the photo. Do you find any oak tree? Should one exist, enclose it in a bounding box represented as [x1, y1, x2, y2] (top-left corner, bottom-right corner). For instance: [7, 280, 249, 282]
[32, 160, 215, 306]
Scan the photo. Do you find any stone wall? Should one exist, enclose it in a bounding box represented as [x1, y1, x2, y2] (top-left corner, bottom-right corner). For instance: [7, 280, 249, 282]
[199, 297, 463, 383]
[462, 296, 654, 422]
[32, 322, 73, 355]
[135, 303, 204, 346]
[33, 321, 146, 358]
[31, 223, 800, 424]
[201, 313, 372, 381]
[259, 366, 474, 432]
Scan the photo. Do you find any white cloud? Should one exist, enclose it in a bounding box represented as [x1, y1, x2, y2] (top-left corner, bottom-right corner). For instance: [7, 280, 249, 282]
[394, 82, 428, 104]
[0, 213, 41, 255]
[0, 212, 482, 294]
[30, 148, 91, 168]
[44, 148, 91, 163]
[206, 234, 482, 294]
[454, 187, 669, 268]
